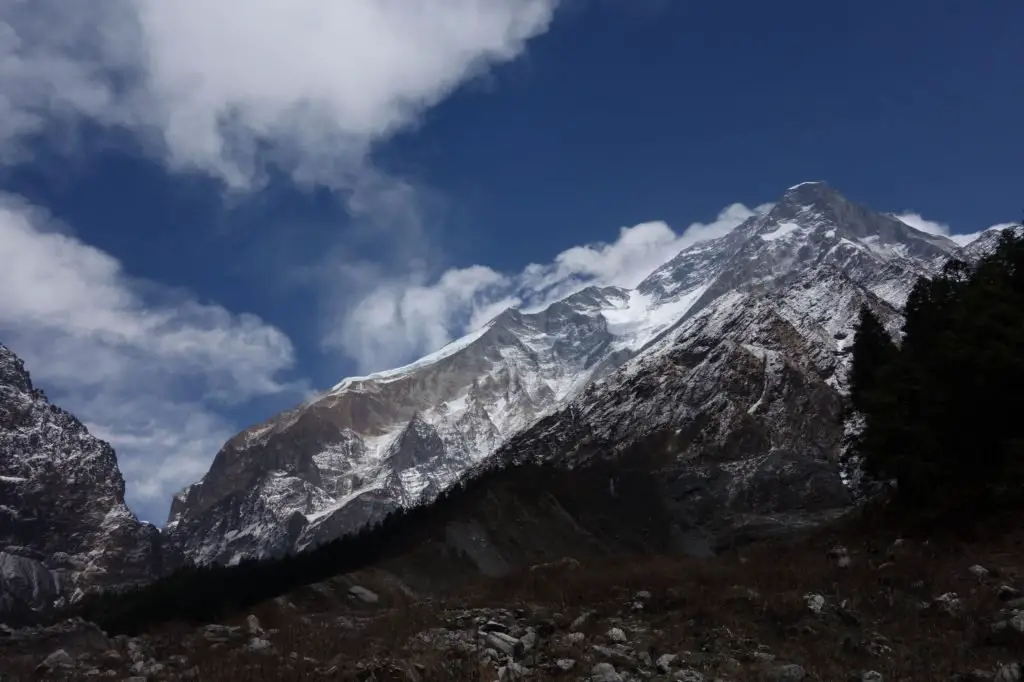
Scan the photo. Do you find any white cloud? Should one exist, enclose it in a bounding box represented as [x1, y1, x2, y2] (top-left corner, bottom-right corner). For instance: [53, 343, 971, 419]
[895, 212, 952, 237]
[0, 194, 303, 522]
[516, 202, 773, 309]
[327, 201, 772, 373]
[949, 222, 1018, 247]
[324, 264, 510, 373]
[0, 0, 559, 190]
[896, 212, 1017, 247]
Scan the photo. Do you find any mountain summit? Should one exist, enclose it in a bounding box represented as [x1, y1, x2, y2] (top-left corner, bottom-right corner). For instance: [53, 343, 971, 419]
[164, 184, 965, 565]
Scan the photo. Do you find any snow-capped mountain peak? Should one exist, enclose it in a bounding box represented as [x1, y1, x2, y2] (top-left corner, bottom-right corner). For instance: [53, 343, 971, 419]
[164, 184, 994, 565]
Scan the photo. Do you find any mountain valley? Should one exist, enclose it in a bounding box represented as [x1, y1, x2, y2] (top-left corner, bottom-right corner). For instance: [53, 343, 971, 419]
[3, 181, 1023, 682]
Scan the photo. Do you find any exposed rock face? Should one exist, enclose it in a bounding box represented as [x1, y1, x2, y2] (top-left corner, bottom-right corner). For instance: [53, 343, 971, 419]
[0, 551, 57, 622]
[167, 182, 972, 566]
[0, 344, 161, 619]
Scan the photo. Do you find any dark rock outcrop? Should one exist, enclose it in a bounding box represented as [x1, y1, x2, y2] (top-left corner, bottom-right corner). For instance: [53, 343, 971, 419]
[0, 343, 161, 621]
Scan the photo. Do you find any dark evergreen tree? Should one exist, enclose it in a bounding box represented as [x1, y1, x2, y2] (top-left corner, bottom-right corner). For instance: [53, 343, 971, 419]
[849, 226, 1024, 512]
[848, 306, 897, 414]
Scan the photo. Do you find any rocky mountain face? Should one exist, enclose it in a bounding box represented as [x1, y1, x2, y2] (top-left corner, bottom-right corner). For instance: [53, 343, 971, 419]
[0, 344, 161, 620]
[166, 182, 969, 567]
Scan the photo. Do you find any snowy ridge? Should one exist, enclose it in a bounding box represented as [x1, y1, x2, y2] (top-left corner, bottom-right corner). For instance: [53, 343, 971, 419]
[166, 182, 998, 564]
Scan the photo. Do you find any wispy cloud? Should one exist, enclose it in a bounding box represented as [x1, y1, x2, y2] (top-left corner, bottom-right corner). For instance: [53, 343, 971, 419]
[895, 212, 1016, 247]
[325, 202, 773, 373]
[894, 212, 952, 238]
[0, 194, 304, 522]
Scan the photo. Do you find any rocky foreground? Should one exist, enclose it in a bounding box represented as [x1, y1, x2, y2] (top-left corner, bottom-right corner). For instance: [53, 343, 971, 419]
[5, 517, 1024, 681]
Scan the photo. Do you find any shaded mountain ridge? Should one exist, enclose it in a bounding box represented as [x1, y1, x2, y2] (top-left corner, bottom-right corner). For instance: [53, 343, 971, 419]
[0, 344, 162, 621]
[162, 183, 980, 567]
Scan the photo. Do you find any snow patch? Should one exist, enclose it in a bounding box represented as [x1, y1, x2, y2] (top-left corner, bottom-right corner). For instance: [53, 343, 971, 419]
[603, 284, 710, 352]
[759, 222, 801, 242]
[331, 322, 494, 392]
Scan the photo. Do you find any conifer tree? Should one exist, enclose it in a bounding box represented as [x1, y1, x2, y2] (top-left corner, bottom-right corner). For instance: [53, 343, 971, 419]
[849, 226, 1024, 512]
[848, 306, 896, 414]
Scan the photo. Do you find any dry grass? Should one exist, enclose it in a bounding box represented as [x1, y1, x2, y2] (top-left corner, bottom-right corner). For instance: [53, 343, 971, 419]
[7, 513, 1024, 681]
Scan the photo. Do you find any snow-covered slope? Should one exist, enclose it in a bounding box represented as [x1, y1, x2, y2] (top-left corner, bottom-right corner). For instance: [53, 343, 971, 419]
[0, 344, 161, 619]
[165, 182, 971, 564]
[164, 282, 715, 564]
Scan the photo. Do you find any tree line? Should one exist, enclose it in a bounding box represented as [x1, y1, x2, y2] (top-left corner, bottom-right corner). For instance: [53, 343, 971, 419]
[848, 227, 1024, 514]
[73, 225, 1024, 633]
[73, 457, 521, 634]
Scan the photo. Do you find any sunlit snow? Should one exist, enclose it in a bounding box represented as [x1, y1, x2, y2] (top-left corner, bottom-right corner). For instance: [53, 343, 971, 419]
[759, 221, 801, 242]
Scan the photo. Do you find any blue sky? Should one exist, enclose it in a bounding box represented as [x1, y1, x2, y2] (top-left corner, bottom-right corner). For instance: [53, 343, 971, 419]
[0, 0, 1020, 524]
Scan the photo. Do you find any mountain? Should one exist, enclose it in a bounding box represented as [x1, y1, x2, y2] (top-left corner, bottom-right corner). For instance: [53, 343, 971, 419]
[165, 182, 965, 566]
[0, 344, 161, 620]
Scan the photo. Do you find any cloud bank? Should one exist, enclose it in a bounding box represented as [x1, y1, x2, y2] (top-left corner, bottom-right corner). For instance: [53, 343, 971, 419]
[1, 0, 559, 189]
[0, 194, 304, 521]
[328, 202, 774, 373]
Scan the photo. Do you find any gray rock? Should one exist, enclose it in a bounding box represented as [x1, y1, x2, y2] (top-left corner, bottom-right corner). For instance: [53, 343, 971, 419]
[995, 663, 1022, 682]
[829, 545, 851, 568]
[0, 552, 59, 616]
[934, 592, 962, 615]
[40, 648, 73, 668]
[0, 617, 112, 664]
[498, 660, 529, 681]
[201, 624, 239, 642]
[606, 627, 627, 643]
[591, 644, 636, 668]
[804, 593, 826, 614]
[955, 670, 993, 682]
[992, 612, 1024, 643]
[480, 619, 507, 633]
[246, 613, 261, 634]
[486, 632, 523, 658]
[570, 612, 592, 631]
[656, 653, 679, 672]
[555, 658, 576, 671]
[246, 637, 273, 652]
[0, 344, 162, 614]
[997, 585, 1021, 601]
[591, 662, 624, 682]
[348, 585, 380, 604]
[675, 671, 705, 682]
[770, 664, 807, 682]
[968, 565, 990, 579]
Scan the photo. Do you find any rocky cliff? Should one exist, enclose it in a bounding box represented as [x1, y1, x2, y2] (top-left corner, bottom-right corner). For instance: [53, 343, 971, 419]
[0, 343, 161, 620]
